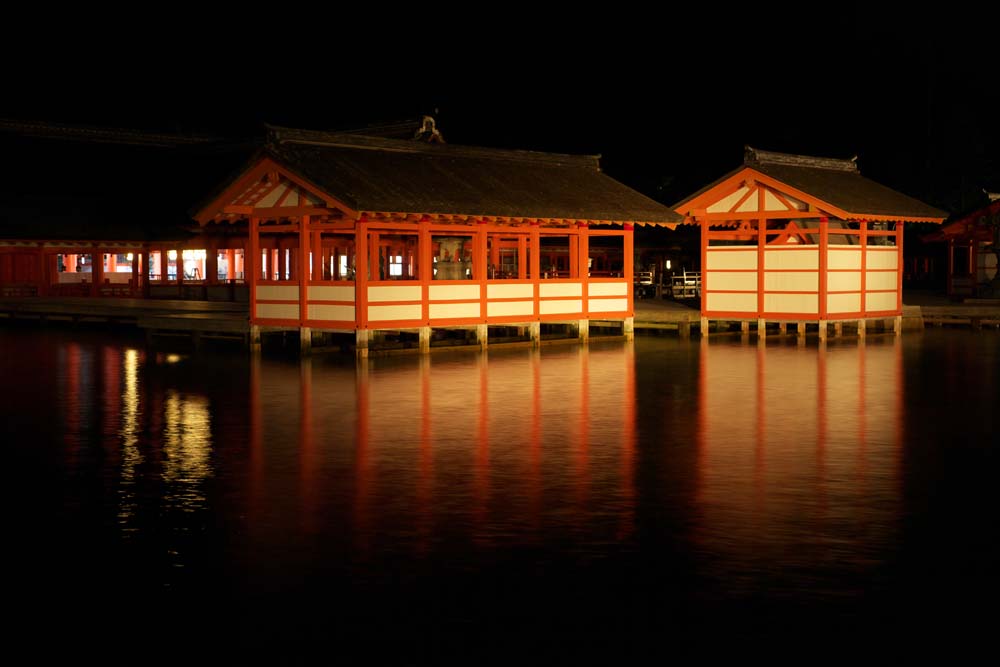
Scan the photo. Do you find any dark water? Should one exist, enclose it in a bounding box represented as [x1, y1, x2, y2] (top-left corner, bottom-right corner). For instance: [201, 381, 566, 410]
[4, 325, 998, 661]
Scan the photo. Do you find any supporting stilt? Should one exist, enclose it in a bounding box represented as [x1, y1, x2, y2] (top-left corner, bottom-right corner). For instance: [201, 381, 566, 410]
[300, 327, 311, 355]
[894, 315, 902, 336]
[529, 321, 541, 347]
[818, 320, 827, 341]
[250, 324, 261, 353]
[700, 316, 709, 337]
[474, 324, 488, 349]
[623, 316, 634, 341]
[741, 320, 750, 334]
[757, 318, 766, 337]
[834, 321, 843, 337]
[779, 322, 787, 334]
[797, 322, 806, 336]
[576, 319, 589, 344]
[678, 320, 691, 339]
[857, 319, 866, 339]
[356, 329, 370, 358]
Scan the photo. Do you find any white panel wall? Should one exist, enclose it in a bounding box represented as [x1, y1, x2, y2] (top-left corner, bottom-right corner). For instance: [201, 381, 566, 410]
[487, 283, 534, 299]
[308, 304, 355, 321]
[707, 248, 758, 270]
[706, 271, 756, 291]
[764, 293, 818, 313]
[764, 272, 818, 292]
[827, 293, 861, 313]
[487, 301, 534, 317]
[764, 247, 818, 270]
[308, 285, 355, 301]
[588, 281, 628, 296]
[429, 303, 481, 319]
[257, 284, 299, 301]
[256, 303, 300, 319]
[589, 298, 628, 312]
[866, 292, 898, 311]
[540, 299, 582, 315]
[827, 272, 862, 291]
[368, 285, 421, 302]
[539, 282, 583, 298]
[368, 304, 422, 321]
[429, 284, 480, 301]
[866, 271, 899, 291]
[706, 292, 757, 312]
[866, 250, 898, 269]
[827, 248, 862, 270]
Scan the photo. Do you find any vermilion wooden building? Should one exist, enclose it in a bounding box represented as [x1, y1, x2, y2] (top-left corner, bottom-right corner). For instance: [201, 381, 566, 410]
[1, 120, 682, 352]
[673, 147, 947, 336]
[923, 198, 1000, 298]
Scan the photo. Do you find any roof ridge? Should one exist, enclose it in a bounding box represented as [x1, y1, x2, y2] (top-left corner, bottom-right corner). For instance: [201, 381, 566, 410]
[265, 124, 601, 169]
[745, 145, 858, 172]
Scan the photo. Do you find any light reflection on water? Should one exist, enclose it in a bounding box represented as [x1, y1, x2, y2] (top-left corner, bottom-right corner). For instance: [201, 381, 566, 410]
[5, 327, 999, 655]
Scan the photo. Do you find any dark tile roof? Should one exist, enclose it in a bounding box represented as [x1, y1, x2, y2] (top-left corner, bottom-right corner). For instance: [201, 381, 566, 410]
[675, 146, 947, 221]
[258, 126, 682, 224]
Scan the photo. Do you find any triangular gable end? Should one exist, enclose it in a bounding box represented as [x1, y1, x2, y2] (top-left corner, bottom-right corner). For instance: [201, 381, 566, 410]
[675, 167, 850, 220]
[194, 156, 357, 224]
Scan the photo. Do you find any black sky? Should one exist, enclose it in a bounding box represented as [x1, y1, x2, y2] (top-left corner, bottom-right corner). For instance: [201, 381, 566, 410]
[4, 4, 997, 215]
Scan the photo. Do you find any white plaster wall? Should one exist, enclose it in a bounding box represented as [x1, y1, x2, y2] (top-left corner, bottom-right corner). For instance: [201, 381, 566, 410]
[368, 285, 421, 302]
[308, 285, 355, 302]
[487, 283, 534, 299]
[367, 304, 422, 321]
[827, 248, 862, 270]
[589, 298, 628, 312]
[256, 303, 299, 319]
[764, 248, 818, 270]
[588, 281, 628, 296]
[257, 284, 299, 301]
[764, 271, 818, 292]
[866, 292, 898, 312]
[827, 293, 861, 313]
[308, 304, 355, 321]
[866, 271, 899, 291]
[487, 300, 534, 317]
[430, 302, 481, 319]
[540, 282, 583, 298]
[764, 293, 818, 313]
[430, 284, 480, 301]
[706, 292, 757, 312]
[707, 186, 751, 213]
[707, 249, 758, 270]
[827, 272, 862, 292]
[866, 249, 898, 269]
[539, 299, 582, 315]
[706, 271, 757, 291]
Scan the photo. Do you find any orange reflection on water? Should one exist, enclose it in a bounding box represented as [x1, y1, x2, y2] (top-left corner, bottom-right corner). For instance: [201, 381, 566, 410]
[695, 337, 904, 597]
[248, 343, 639, 556]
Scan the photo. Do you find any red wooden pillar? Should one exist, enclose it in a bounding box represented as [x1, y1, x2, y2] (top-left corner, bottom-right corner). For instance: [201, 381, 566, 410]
[300, 216, 310, 326]
[419, 216, 430, 323]
[278, 242, 287, 281]
[226, 249, 235, 281]
[859, 220, 868, 316]
[896, 222, 905, 313]
[818, 216, 829, 319]
[355, 218, 368, 330]
[530, 221, 541, 316]
[578, 222, 589, 316]
[624, 223, 634, 315]
[131, 251, 140, 295]
[477, 219, 488, 319]
[699, 213, 707, 315]
[248, 217, 259, 324]
[518, 234, 527, 280]
[175, 247, 185, 298]
[368, 231, 380, 282]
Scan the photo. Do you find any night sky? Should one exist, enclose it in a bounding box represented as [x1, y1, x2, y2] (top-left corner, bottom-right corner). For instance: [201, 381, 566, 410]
[4, 5, 997, 216]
